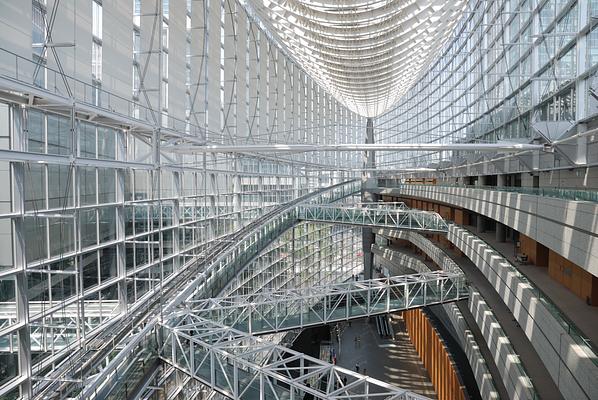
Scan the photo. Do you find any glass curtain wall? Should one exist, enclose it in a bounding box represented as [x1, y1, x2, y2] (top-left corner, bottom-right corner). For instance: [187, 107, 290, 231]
[375, 0, 598, 169]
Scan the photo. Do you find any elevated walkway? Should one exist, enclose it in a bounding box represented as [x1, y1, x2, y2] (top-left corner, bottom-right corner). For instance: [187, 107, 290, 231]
[160, 315, 433, 400]
[297, 204, 449, 233]
[177, 271, 468, 335]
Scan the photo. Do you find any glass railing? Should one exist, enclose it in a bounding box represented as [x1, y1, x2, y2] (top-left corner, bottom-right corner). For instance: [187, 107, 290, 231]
[456, 225, 598, 364]
[378, 179, 598, 203]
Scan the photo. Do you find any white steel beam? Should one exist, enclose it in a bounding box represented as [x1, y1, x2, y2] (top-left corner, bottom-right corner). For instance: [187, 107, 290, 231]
[163, 143, 550, 153]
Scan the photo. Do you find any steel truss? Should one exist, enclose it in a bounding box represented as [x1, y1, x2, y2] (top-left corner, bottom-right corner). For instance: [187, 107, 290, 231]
[160, 316, 431, 400]
[175, 271, 467, 335]
[298, 205, 449, 233]
[69, 183, 360, 399]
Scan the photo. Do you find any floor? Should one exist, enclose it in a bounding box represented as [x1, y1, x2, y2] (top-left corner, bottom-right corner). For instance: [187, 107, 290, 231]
[474, 229, 598, 348]
[332, 316, 437, 399]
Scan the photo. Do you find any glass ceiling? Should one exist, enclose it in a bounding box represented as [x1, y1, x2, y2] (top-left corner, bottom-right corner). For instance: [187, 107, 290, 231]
[244, 0, 468, 117]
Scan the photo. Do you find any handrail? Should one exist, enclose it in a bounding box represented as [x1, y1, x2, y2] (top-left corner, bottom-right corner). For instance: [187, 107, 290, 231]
[378, 180, 598, 203]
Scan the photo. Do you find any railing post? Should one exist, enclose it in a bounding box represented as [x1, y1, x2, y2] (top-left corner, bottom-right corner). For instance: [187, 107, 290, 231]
[190, 341, 194, 375]
[233, 361, 239, 399]
[210, 349, 215, 389]
[386, 279, 392, 313]
[248, 307, 252, 335]
[324, 293, 328, 324]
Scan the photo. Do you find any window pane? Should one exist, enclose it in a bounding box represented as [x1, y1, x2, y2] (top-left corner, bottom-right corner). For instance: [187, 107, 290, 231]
[99, 246, 117, 283]
[24, 163, 46, 211]
[92, 1, 102, 39]
[49, 217, 74, 257]
[92, 41, 102, 81]
[98, 127, 115, 160]
[47, 164, 73, 209]
[98, 207, 116, 243]
[589, 27, 598, 69]
[82, 251, 99, 289]
[24, 217, 46, 262]
[80, 167, 97, 206]
[80, 209, 97, 248]
[47, 115, 71, 155]
[80, 122, 96, 158]
[28, 110, 45, 153]
[98, 168, 116, 203]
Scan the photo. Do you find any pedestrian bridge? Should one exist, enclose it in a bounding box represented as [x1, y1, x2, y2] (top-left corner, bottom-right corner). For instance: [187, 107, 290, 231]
[297, 204, 449, 233]
[161, 314, 433, 400]
[175, 271, 467, 335]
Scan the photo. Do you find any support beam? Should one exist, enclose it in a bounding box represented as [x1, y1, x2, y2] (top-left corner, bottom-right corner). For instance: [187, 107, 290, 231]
[162, 142, 551, 154]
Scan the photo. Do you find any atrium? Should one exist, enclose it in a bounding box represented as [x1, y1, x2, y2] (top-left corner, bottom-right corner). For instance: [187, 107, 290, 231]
[0, 0, 597, 399]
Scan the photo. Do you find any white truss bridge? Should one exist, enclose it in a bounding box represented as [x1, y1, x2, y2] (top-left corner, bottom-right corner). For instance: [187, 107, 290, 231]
[177, 271, 467, 335]
[297, 204, 449, 233]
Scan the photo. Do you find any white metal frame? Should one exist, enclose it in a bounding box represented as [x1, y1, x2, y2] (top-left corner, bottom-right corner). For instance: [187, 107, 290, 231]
[298, 204, 449, 233]
[160, 316, 432, 400]
[176, 271, 468, 335]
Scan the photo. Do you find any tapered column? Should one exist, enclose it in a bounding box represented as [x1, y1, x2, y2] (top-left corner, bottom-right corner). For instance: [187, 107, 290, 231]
[362, 118, 377, 280]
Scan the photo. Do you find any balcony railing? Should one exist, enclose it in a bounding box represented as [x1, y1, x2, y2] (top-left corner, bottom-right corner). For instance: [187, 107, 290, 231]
[377, 179, 598, 203]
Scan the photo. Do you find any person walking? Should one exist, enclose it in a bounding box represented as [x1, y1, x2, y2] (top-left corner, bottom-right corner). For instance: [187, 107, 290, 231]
[355, 362, 360, 373]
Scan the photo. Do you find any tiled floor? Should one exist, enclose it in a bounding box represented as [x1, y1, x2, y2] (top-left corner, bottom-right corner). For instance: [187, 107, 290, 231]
[333, 316, 437, 399]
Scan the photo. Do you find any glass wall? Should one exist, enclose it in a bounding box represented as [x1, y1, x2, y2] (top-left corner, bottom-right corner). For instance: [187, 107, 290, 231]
[375, 0, 598, 169]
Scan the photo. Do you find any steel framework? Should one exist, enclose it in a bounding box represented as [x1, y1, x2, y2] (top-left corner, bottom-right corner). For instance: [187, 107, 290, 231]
[163, 143, 549, 154]
[176, 271, 467, 335]
[160, 316, 432, 400]
[241, 0, 468, 116]
[298, 205, 449, 233]
[10, 182, 359, 400]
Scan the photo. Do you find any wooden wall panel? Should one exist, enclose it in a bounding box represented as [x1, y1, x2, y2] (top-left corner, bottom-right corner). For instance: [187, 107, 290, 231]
[402, 309, 466, 400]
[548, 249, 598, 305]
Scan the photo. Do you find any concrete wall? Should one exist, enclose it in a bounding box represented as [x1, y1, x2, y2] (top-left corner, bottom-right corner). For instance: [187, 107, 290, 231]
[468, 289, 536, 400]
[441, 302, 501, 400]
[521, 167, 598, 189]
[371, 244, 429, 275]
[449, 225, 598, 399]
[381, 185, 598, 277]
[375, 229, 462, 275]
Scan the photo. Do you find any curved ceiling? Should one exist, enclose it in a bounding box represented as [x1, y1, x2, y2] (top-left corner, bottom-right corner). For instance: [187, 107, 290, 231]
[244, 0, 467, 117]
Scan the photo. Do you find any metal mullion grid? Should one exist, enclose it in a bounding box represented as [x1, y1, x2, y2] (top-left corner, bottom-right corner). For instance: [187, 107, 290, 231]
[376, 0, 591, 170]
[25, 237, 120, 270]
